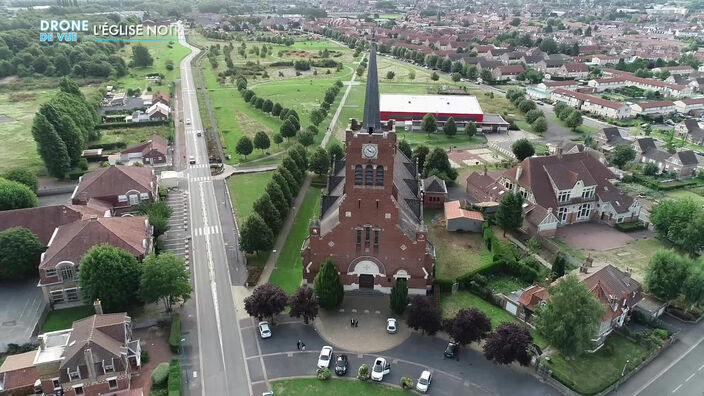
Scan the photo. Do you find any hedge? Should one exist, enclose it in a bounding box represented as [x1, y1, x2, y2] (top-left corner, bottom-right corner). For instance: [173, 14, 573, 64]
[615, 220, 646, 232]
[270, 61, 294, 66]
[87, 141, 126, 150]
[151, 363, 170, 389]
[168, 358, 182, 396]
[626, 173, 701, 191]
[433, 279, 453, 293]
[96, 119, 171, 130]
[169, 314, 181, 353]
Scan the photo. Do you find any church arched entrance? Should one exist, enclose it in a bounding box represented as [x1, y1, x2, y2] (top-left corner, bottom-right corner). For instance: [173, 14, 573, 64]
[349, 259, 384, 290]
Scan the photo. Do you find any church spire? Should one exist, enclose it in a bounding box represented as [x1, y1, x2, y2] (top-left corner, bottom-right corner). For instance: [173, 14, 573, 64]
[361, 33, 381, 134]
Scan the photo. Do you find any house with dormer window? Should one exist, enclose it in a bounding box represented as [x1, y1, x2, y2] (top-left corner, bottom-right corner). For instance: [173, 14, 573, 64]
[38, 216, 152, 309]
[71, 165, 158, 215]
[466, 150, 640, 236]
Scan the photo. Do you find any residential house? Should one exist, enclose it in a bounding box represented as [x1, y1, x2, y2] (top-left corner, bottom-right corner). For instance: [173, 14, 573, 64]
[38, 216, 152, 308]
[492, 65, 524, 81]
[594, 127, 633, 150]
[631, 138, 696, 175]
[536, 59, 564, 75]
[152, 91, 170, 107]
[587, 77, 628, 92]
[0, 205, 108, 245]
[652, 65, 694, 76]
[499, 51, 525, 64]
[476, 59, 503, 72]
[71, 165, 158, 214]
[467, 151, 641, 236]
[145, 102, 170, 121]
[629, 101, 675, 117]
[114, 135, 169, 166]
[675, 119, 704, 145]
[35, 308, 141, 396]
[558, 63, 589, 79]
[664, 150, 700, 176]
[0, 351, 40, 395]
[674, 98, 704, 114]
[443, 200, 484, 232]
[421, 175, 447, 209]
[109, 93, 125, 106]
[527, 80, 579, 100]
[591, 54, 622, 66]
[508, 263, 642, 351]
[551, 89, 631, 119]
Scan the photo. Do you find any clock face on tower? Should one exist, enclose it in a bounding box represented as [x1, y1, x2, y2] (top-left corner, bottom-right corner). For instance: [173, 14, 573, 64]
[362, 144, 378, 159]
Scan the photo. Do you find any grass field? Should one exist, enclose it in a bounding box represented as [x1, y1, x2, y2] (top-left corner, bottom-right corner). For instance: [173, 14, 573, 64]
[424, 210, 493, 281]
[544, 334, 651, 395]
[590, 237, 669, 282]
[271, 378, 408, 396]
[96, 124, 173, 148]
[269, 187, 322, 294]
[41, 305, 94, 333]
[226, 171, 274, 224]
[397, 131, 486, 150]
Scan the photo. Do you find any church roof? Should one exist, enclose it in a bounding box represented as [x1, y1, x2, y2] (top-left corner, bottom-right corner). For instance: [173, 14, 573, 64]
[362, 38, 382, 134]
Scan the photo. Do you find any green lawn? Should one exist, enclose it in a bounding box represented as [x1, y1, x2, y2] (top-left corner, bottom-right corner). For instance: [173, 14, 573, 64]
[269, 187, 322, 294]
[397, 131, 486, 150]
[41, 305, 95, 333]
[424, 210, 493, 281]
[226, 171, 274, 224]
[663, 188, 704, 204]
[591, 237, 669, 283]
[544, 334, 652, 395]
[440, 291, 548, 348]
[96, 125, 173, 149]
[486, 274, 530, 295]
[271, 378, 408, 396]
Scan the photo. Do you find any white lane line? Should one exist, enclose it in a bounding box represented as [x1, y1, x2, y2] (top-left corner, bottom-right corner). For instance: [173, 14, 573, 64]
[699, 364, 704, 371]
[635, 331, 704, 395]
[672, 384, 682, 393]
[685, 373, 695, 382]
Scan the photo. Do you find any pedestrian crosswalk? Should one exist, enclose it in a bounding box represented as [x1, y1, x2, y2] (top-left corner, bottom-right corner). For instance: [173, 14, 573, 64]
[190, 163, 209, 169]
[194, 225, 221, 236]
[190, 176, 211, 182]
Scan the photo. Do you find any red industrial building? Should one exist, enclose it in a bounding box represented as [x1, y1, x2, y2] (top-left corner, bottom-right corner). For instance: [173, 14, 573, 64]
[379, 93, 485, 123]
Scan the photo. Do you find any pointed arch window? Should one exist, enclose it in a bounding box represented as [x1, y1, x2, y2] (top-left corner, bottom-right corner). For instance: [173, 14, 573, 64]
[355, 165, 363, 185]
[375, 166, 384, 186]
[365, 165, 374, 186]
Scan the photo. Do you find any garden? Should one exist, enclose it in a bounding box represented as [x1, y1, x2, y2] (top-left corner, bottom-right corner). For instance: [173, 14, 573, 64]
[270, 378, 409, 396]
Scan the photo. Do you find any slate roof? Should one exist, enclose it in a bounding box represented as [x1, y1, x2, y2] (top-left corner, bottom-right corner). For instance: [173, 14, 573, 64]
[361, 39, 381, 134]
[634, 138, 657, 153]
[673, 150, 699, 166]
[121, 134, 168, 157]
[422, 175, 448, 194]
[599, 127, 631, 145]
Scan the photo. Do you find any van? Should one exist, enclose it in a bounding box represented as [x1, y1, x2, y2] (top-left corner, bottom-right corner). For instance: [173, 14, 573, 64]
[189, 156, 196, 164]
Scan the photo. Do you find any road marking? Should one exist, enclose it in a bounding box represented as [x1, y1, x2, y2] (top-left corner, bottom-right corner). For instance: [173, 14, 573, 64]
[672, 384, 682, 393]
[685, 373, 695, 382]
[699, 364, 704, 371]
[635, 331, 704, 395]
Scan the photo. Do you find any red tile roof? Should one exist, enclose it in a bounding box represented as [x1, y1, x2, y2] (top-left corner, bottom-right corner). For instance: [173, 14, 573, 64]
[633, 101, 675, 109]
[444, 200, 484, 221]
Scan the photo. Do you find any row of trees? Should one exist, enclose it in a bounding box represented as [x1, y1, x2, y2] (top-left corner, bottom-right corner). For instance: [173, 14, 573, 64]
[79, 245, 191, 313]
[244, 283, 319, 325]
[553, 102, 584, 131]
[31, 77, 99, 178]
[650, 198, 704, 255]
[239, 145, 309, 255]
[419, 113, 478, 139]
[505, 88, 548, 134]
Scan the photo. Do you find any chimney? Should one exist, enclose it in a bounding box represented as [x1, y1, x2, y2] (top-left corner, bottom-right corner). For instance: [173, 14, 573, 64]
[89, 215, 98, 222]
[93, 299, 103, 315]
[585, 253, 593, 267]
[516, 165, 523, 180]
[557, 146, 563, 159]
[84, 348, 97, 379]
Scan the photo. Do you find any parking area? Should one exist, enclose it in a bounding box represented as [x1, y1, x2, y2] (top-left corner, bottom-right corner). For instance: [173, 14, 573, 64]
[0, 278, 45, 351]
[163, 188, 190, 267]
[554, 222, 636, 251]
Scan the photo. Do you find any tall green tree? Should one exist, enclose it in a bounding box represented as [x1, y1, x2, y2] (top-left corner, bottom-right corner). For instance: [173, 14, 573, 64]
[309, 147, 330, 177]
[536, 275, 605, 358]
[314, 259, 344, 310]
[239, 213, 275, 254]
[421, 113, 437, 135]
[280, 119, 297, 140]
[565, 110, 583, 131]
[253, 193, 282, 234]
[650, 199, 704, 254]
[422, 148, 458, 181]
[31, 113, 70, 178]
[397, 140, 412, 159]
[131, 44, 154, 67]
[278, 167, 300, 196]
[328, 143, 345, 163]
[495, 192, 524, 236]
[466, 122, 477, 138]
[683, 259, 704, 311]
[390, 278, 409, 315]
[139, 200, 172, 239]
[265, 181, 289, 220]
[443, 117, 457, 136]
[79, 244, 142, 313]
[610, 145, 636, 169]
[646, 249, 691, 301]
[236, 136, 254, 159]
[413, 145, 430, 173]
[551, 252, 567, 279]
[282, 156, 302, 184]
[58, 77, 84, 98]
[0, 178, 39, 211]
[0, 227, 43, 280]
[272, 171, 293, 204]
[512, 138, 535, 161]
[3, 168, 38, 193]
[140, 253, 192, 311]
[253, 131, 270, 152]
[532, 117, 548, 134]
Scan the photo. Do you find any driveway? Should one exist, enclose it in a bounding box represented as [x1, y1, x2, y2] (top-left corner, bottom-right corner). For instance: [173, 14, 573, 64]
[0, 278, 45, 351]
[554, 222, 635, 251]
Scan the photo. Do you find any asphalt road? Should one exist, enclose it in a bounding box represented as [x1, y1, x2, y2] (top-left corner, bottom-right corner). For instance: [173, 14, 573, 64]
[242, 318, 559, 396]
[177, 23, 250, 396]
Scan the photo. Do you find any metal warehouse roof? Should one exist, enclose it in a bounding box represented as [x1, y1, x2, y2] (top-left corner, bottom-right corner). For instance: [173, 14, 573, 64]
[379, 94, 483, 115]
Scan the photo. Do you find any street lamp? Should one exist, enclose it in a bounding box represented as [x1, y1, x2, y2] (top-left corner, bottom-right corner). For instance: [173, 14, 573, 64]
[621, 359, 630, 377]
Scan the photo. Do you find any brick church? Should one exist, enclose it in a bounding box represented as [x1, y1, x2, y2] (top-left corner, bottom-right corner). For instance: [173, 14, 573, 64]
[301, 39, 436, 295]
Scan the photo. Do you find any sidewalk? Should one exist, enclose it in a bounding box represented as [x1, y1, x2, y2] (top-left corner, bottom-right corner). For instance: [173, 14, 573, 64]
[256, 173, 313, 287]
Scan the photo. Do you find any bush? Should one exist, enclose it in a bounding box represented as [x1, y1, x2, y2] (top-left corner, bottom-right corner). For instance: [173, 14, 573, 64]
[141, 349, 150, 364]
[357, 363, 371, 381]
[653, 328, 669, 341]
[168, 358, 181, 396]
[151, 363, 170, 389]
[433, 279, 454, 293]
[87, 141, 127, 151]
[615, 220, 646, 232]
[68, 169, 88, 180]
[317, 367, 331, 380]
[169, 314, 181, 353]
[400, 376, 414, 389]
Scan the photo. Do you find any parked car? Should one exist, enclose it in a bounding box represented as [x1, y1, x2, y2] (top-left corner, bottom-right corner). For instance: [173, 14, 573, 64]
[189, 156, 196, 164]
[370, 357, 390, 381]
[258, 321, 271, 339]
[317, 346, 333, 369]
[262, 392, 273, 396]
[444, 341, 459, 359]
[186, 118, 191, 125]
[197, 130, 202, 137]
[386, 318, 397, 334]
[334, 354, 348, 375]
[416, 370, 432, 393]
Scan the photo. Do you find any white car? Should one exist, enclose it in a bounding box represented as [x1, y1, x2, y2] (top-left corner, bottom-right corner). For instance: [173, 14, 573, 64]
[370, 357, 390, 381]
[416, 370, 432, 393]
[386, 318, 397, 334]
[186, 118, 191, 125]
[258, 321, 271, 339]
[189, 156, 196, 164]
[317, 346, 333, 369]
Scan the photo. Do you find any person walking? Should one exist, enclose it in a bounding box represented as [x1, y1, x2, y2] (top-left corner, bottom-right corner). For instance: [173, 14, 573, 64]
[296, 340, 301, 350]
[301, 343, 306, 351]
